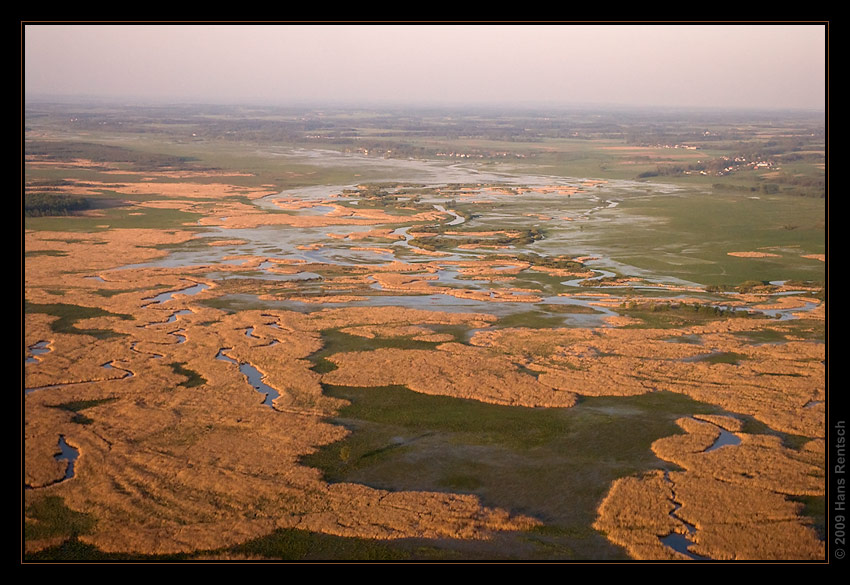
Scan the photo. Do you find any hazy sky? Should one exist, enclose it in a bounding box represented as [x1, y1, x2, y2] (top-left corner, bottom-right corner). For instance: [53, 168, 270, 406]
[23, 23, 827, 110]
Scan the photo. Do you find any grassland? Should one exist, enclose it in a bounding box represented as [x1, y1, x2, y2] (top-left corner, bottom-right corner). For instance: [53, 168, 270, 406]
[23, 102, 826, 562]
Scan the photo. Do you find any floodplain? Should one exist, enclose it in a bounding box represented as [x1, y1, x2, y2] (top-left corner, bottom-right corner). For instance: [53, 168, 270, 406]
[23, 103, 826, 561]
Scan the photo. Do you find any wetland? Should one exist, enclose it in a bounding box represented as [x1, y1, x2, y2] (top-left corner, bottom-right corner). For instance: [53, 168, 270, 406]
[23, 102, 826, 561]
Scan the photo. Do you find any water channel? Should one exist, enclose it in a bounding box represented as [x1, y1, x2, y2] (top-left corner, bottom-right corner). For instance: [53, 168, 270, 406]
[216, 349, 280, 408]
[54, 435, 79, 482]
[660, 471, 711, 561]
[26, 340, 51, 363]
[142, 283, 210, 306]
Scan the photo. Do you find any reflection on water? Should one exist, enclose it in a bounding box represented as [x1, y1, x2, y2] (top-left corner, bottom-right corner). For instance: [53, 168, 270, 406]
[660, 532, 709, 561]
[758, 300, 820, 321]
[55, 435, 79, 481]
[106, 151, 817, 325]
[212, 290, 618, 329]
[143, 283, 210, 305]
[220, 271, 323, 283]
[561, 268, 617, 288]
[26, 340, 51, 363]
[216, 349, 280, 408]
[167, 309, 192, 323]
[240, 362, 280, 408]
[705, 428, 741, 452]
[661, 470, 711, 561]
[433, 204, 465, 226]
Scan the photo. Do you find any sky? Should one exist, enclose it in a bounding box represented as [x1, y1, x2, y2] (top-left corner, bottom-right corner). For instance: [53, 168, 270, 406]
[23, 23, 827, 111]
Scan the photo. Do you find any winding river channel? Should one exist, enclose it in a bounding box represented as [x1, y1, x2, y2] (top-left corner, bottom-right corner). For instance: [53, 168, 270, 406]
[216, 349, 280, 408]
[100, 149, 821, 326]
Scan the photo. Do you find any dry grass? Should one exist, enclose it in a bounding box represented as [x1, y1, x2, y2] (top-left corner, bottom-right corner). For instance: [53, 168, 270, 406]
[468, 321, 824, 438]
[727, 251, 781, 258]
[24, 232, 540, 555]
[24, 164, 825, 559]
[594, 416, 824, 560]
[324, 342, 577, 408]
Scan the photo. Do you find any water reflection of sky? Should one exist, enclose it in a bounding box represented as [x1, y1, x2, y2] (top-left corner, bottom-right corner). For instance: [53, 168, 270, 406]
[101, 151, 818, 321]
[216, 349, 280, 408]
[55, 435, 79, 482]
[211, 290, 617, 328]
[143, 283, 210, 305]
[26, 340, 51, 363]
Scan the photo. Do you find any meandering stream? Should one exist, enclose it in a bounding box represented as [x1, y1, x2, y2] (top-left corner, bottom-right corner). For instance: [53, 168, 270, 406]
[216, 349, 280, 408]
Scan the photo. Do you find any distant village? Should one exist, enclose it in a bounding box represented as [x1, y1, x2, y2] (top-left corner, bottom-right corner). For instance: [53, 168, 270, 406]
[687, 154, 777, 176]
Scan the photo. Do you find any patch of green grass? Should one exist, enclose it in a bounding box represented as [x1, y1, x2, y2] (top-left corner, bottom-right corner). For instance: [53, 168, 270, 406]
[792, 495, 825, 541]
[662, 334, 703, 344]
[599, 193, 825, 287]
[731, 328, 789, 344]
[439, 471, 484, 492]
[25, 537, 191, 562]
[25, 192, 90, 217]
[25, 301, 132, 339]
[309, 328, 441, 366]
[777, 318, 826, 342]
[26, 139, 197, 170]
[316, 384, 578, 449]
[229, 527, 412, 561]
[25, 249, 68, 257]
[310, 357, 337, 374]
[198, 295, 279, 313]
[619, 300, 762, 329]
[302, 385, 723, 559]
[169, 362, 206, 388]
[728, 318, 824, 345]
[24, 496, 96, 542]
[91, 288, 143, 298]
[537, 303, 602, 314]
[24, 199, 204, 232]
[737, 416, 815, 451]
[708, 351, 747, 364]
